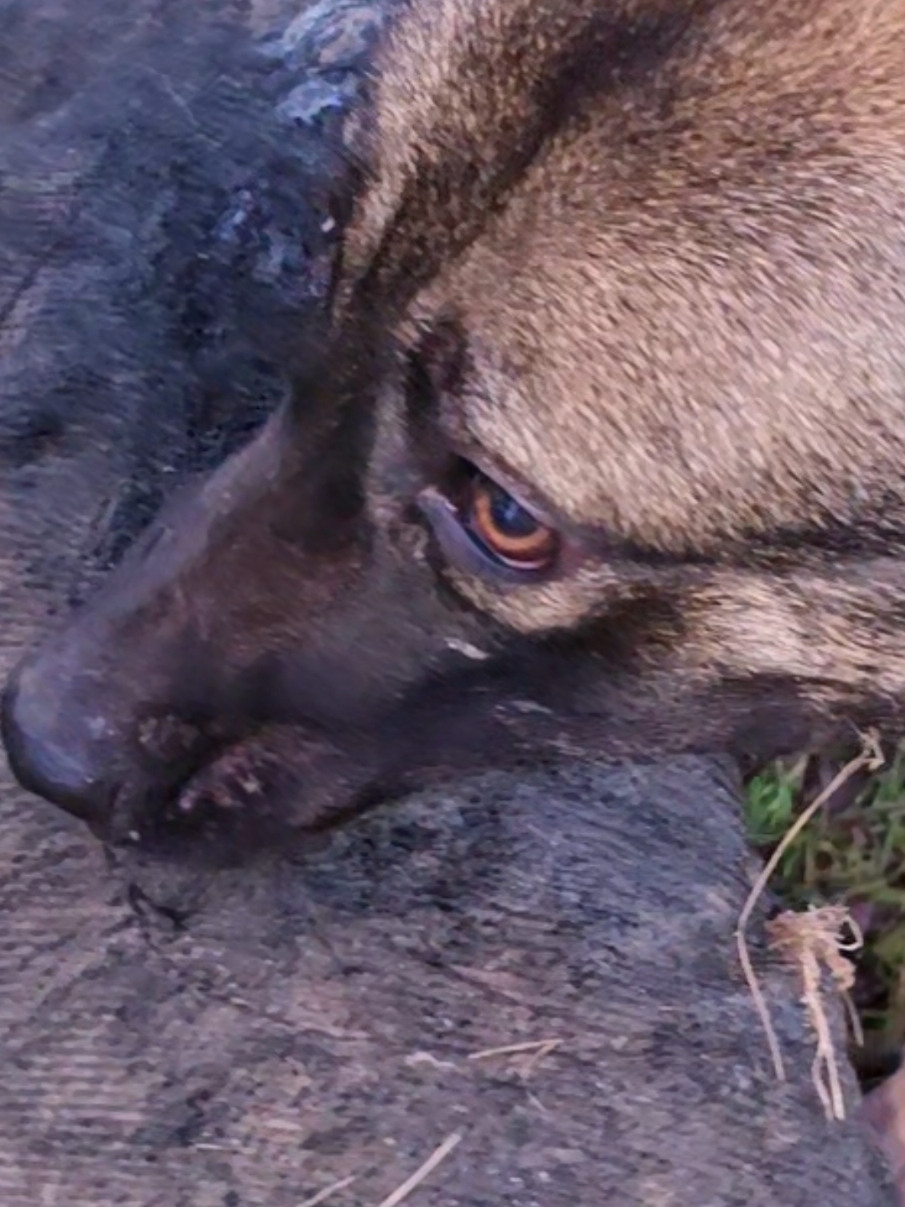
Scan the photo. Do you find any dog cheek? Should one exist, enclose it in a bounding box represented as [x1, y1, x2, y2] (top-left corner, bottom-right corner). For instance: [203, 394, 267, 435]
[446, 562, 633, 635]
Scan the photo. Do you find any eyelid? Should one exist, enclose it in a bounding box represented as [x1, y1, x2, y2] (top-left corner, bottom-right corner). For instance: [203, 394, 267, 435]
[451, 447, 620, 559]
[445, 440, 562, 532]
[417, 486, 553, 588]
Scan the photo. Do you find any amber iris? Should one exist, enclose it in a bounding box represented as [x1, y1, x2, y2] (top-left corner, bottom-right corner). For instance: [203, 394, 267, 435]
[463, 470, 558, 570]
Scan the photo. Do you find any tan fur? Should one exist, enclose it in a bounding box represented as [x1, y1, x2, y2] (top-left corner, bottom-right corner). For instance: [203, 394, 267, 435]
[358, 0, 905, 657]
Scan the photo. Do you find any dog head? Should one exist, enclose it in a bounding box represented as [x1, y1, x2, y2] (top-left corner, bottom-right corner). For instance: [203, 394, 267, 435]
[7, 0, 905, 852]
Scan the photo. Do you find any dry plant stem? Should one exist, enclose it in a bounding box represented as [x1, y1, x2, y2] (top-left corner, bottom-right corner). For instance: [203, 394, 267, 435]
[842, 990, 865, 1048]
[735, 731, 884, 1082]
[516, 1038, 562, 1080]
[374, 1132, 463, 1207]
[837, 919, 866, 1050]
[807, 944, 845, 1120]
[299, 1175, 358, 1207]
[467, 1038, 563, 1062]
[769, 907, 864, 1120]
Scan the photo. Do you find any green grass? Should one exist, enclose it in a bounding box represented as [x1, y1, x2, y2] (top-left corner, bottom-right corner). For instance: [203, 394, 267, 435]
[744, 749, 905, 1084]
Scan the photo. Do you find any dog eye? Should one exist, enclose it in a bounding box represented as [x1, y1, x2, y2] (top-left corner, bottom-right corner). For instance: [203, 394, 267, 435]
[460, 468, 558, 570]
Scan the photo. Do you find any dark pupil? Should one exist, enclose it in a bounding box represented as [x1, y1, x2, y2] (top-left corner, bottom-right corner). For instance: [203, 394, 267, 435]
[486, 481, 538, 537]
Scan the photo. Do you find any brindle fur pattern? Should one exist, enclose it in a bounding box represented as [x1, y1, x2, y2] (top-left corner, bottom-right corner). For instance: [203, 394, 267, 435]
[5, 0, 905, 848]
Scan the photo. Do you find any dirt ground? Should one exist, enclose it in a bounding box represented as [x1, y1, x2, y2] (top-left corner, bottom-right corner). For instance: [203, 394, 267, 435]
[0, 1, 898, 1203]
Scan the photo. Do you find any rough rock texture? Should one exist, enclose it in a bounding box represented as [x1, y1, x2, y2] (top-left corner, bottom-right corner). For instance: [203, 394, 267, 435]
[0, 1, 896, 1203]
[1, 753, 894, 1207]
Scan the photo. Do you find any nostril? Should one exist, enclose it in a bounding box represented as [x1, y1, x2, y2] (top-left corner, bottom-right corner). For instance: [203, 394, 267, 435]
[0, 660, 115, 822]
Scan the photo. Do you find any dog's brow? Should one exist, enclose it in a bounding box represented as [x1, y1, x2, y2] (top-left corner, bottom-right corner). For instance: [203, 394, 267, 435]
[346, 1, 700, 317]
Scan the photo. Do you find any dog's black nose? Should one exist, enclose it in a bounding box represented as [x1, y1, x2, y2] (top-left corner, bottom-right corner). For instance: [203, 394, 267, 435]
[1, 656, 115, 822]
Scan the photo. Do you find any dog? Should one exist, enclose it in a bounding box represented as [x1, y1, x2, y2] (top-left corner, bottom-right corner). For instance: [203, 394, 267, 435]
[5, 0, 905, 851]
